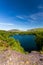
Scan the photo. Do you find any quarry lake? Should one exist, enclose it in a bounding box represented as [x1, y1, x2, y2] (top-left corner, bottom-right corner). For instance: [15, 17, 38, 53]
[12, 35, 38, 52]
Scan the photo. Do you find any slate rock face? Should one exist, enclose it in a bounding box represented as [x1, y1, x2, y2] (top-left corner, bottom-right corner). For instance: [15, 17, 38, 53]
[0, 50, 43, 65]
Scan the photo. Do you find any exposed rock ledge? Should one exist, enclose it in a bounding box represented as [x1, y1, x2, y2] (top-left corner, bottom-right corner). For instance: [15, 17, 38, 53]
[0, 50, 43, 65]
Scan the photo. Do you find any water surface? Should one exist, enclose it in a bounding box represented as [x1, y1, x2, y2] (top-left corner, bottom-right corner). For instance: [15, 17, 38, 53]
[12, 35, 37, 52]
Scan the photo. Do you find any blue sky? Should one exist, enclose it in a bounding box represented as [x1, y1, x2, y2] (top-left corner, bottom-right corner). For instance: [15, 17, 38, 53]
[0, 0, 43, 30]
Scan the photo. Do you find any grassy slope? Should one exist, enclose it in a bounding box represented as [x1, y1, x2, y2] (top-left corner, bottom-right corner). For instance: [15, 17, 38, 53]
[0, 28, 43, 53]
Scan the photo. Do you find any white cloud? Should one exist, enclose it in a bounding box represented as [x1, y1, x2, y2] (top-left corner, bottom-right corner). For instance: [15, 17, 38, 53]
[16, 12, 43, 23]
[29, 12, 43, 21]
[0, 22, 15, 30]
[16, 16, 24, 19]
[0, 22, 14, 26]
[38, 5, 43, 9]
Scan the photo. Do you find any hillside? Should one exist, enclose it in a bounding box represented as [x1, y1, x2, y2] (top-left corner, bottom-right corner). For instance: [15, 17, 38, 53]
[27, 28, 43, 32]
[8, 29, 22, 32]
[0, 28, 43, 65]
[0, 28, 43, 52]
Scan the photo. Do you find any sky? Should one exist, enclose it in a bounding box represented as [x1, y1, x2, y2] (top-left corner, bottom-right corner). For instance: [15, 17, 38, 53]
[0, 0, 43, 30]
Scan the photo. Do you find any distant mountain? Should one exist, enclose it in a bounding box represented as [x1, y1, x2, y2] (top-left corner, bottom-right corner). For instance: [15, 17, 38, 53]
[8, 28, 43, 32]
[27, 28, 43, 32]
[8, 29, 22, 32]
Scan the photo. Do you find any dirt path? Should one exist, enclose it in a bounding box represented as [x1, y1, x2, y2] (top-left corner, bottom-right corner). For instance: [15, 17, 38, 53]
[0, 50, 43, 65]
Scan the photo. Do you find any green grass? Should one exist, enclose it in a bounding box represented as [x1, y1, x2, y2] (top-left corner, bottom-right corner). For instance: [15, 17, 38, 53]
[0, 28, 43, 53]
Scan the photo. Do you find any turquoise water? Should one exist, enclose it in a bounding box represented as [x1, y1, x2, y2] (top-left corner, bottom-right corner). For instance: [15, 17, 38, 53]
[13, 35, 37, 51]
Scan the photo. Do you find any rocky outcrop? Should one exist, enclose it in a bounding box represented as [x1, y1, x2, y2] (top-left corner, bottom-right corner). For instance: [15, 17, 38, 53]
[0, 50, 43, 65]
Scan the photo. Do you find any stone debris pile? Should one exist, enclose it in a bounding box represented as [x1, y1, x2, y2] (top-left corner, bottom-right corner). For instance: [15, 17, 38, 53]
[0, 50, 43, 65]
